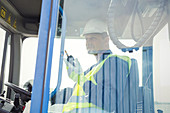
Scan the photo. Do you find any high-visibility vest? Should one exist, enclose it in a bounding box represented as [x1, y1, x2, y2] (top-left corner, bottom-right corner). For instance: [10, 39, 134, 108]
[63, 55, 131, 113]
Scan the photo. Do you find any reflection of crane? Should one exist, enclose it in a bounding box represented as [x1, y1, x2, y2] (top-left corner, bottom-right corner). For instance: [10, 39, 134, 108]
[108, 0, 165, 52]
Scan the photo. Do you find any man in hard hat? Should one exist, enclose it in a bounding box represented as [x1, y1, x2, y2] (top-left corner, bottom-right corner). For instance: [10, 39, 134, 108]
[82, 19, 110, 59]
[51, 18, 110, 103]
[51, 19, 139, 113]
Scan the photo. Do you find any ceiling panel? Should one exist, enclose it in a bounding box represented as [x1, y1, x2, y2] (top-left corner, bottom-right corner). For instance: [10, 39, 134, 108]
[8, 0, 42, 18]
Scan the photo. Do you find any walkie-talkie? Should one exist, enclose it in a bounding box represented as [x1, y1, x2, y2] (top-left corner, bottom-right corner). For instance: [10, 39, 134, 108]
[65, 50, 75, 66]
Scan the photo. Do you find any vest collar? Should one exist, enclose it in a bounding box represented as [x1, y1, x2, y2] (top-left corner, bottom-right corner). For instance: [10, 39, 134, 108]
[96, 50, 112, 62]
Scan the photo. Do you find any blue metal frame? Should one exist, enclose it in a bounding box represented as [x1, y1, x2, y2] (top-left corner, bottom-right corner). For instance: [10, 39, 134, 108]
[42, 0, 60, 112]
[142, 46, 154, 113]
[30, 0, 59, 112]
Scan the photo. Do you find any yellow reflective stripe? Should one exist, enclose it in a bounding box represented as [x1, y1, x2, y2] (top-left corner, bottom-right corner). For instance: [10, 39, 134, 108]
[85, 55, 131, 85]
[113, 55, 131, 73]
[72, 84, 86, 96]
[85, 58, 106, 85]
[70, 55, 131, 96]
[69, 72, 88, 85]
[62, 102, 97, 113]
[78, 73, 88, 86]
[69, 72, 79, 82]
[67, 54, 131, 85]
[63, 54, 132, 112]
[66, 66, 69, 71]
[109, 55, 131, 77]
[67, 55, 131, 83]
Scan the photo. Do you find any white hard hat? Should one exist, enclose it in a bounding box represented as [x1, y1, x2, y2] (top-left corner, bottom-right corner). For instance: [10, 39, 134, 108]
[81, 19, 108, 36]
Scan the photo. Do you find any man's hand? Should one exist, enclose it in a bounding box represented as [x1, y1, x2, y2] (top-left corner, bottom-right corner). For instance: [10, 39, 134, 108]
[64, 57, 83, 83]
[67, 55, 75, 66]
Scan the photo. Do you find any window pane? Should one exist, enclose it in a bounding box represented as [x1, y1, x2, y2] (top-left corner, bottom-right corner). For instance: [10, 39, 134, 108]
[3, 36, 11, 93]
[48, 0, 143, 113]
[0, 28, 6, 73]
[20, 38, 38, 87]
[0, 29, 11, 94]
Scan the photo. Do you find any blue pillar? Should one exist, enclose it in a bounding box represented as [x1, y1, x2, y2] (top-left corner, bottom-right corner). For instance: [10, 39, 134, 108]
[142, 46, 154, 113]
[30, 0, 59, 112]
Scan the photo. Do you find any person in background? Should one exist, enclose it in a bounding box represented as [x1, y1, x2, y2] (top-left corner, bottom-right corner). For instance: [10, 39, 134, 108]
[51, 19, 139, 113]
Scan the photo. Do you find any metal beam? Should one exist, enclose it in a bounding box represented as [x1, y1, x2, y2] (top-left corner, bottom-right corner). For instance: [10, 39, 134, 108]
[142, 47, 154, 113]
[30, 0, 56, 112]
[7, 34, 22, 100]
[0, 32, 10, 93]
[42, 0, 60, 112]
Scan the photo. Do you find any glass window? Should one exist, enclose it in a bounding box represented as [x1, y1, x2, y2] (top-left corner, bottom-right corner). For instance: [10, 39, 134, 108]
[0, 28, 6, 73]
[50, 39, 143, 89]
[20, 38, 38, 87]
[0, 28, 11, 93]
[48, 0, 143, 113]
[3, 35, 11, 93]
[49, 38, 142, 112]
[24, 0, 167, 113]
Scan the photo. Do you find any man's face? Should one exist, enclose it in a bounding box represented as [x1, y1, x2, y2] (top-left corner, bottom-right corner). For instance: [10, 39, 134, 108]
[85, 33, 109, 53]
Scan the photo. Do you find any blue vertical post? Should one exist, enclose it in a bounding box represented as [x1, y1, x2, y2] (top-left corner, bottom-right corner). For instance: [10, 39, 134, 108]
[142, 46, 154, 113]
[42, 0, 60, 112]
[30, 0, 52, 112]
